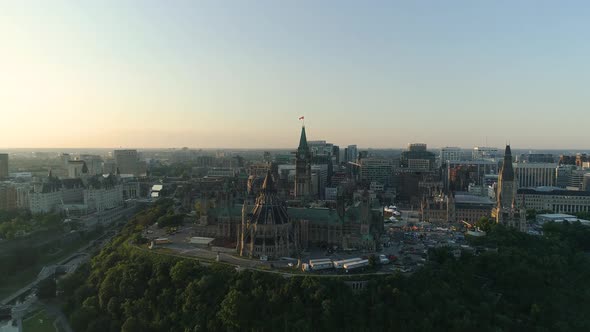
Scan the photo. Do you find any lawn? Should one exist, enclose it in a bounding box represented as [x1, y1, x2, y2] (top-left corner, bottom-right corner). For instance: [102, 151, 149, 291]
[22, 310, 56, 332]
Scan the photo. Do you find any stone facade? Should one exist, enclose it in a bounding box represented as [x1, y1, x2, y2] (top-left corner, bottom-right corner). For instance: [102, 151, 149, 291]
[492, 145, 526, 231]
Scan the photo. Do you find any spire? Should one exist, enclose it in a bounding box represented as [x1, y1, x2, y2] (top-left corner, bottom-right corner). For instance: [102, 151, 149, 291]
[250, 170, 288, 225]
[500, 144, 515, 181]
[298, 126, 309, 152]
[505, 144, 512, 158]
[261, 170, 275, 192]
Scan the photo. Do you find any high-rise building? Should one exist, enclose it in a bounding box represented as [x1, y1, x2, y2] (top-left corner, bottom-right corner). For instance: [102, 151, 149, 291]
[440, 147, 462, 163]
[518, 153, 555, 163]
[308, 140, 334, 157]
[114, 149, 140, 175]
[514, 163, 558, 188]
[0, 153, 8, 179]
[401, 143, 436, 171]
[332, 145, 340, 164]
[308, 140, 336, 191]
[569, 169, 590, 190]
[295, 127, 312, 200]
[346, 145, 358, 163]
[311, 164, 329, 199]
[0, 183, 17, 210]
[360, 158, 393, 186]
[443, 160, 499, 192]
[576, 154, 590, 167]
[472, 147, 499, 160]
[556, 165, 575, 188]
[584, 174, 590, 192]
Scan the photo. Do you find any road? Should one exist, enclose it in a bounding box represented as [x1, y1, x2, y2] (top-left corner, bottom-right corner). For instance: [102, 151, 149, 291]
[1, 227, 118, 306]
[138, 243, 406, 279]
[40, 300, 73, 332]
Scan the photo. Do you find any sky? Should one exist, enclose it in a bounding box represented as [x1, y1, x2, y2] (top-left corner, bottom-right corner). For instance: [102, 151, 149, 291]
[1, 0, 589, 149]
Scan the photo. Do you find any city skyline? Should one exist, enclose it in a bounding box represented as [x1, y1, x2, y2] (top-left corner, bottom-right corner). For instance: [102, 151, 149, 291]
[2, 1, 590, 149]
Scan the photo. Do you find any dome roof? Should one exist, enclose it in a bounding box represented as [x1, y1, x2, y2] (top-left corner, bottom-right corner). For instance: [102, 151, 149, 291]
[249, 171, 289, 225]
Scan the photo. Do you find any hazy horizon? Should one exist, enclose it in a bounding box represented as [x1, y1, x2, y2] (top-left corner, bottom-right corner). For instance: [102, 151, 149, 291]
[1, 146, 589, 154]
[2, 1, 590, 149]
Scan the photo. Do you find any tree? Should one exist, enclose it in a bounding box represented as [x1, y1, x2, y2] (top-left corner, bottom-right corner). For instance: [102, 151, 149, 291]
[132, 233, 148, 245]
[368, 254, 377, 267]
[69, 307, 96, 332]
[475, 216, 494, 233]
[37, 277, 56, 299]
[60, 198, 590, 332]
[121, 317, 142, 332]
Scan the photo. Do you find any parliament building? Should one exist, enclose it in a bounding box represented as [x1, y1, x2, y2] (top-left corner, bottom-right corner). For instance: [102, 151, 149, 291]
[192, 126, 384, 258]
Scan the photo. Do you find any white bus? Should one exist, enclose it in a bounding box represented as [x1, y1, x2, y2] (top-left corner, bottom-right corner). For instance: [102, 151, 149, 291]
[309, 258, 333, 271]
[333, 258, 362, 269]
[343, 259, 369, 272]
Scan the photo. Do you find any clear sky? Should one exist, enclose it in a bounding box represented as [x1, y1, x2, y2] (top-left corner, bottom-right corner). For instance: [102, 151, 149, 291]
[1, 1, 589, 149]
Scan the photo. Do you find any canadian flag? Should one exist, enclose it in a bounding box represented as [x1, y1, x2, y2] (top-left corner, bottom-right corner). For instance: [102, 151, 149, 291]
[299, 116, 304, 120]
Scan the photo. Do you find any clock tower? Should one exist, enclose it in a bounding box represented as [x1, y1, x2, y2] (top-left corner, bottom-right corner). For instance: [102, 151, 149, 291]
[295, 126, 312, 201]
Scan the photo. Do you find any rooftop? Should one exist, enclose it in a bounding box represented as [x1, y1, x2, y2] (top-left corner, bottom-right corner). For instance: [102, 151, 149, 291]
[518, 188, 590, 197]
[454, 193, 493, 205]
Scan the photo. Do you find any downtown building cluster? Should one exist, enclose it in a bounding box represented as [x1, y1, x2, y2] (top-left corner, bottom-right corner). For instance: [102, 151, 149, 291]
[0, 151, 150, 222]
[2, 127, 590, 254]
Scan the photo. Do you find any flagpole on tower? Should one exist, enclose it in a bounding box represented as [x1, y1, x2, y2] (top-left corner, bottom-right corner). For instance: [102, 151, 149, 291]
[299, 115, 305, 126]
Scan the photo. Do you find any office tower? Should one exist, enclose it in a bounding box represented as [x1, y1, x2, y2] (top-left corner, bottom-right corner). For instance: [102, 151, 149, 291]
[472, 147, 499, 160]
[332, 145, 340, 164]
[308, 140, 334, 158]
[514, 163, 558, 188]
[401, 143, 436, 171]
[0, 153, 8, 179]
[360, 158, 393, 186]
[346, 145, 358, 163]
[518, 153, 555, 163]
[569, 169, 590, 190]
[0, 183, 17, 210]
[114, 149, 139, 175]
[440, 147, 462, 163]
[556, 165, 574, 188]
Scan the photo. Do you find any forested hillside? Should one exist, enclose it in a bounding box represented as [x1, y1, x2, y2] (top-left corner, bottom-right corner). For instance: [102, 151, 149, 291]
[60, 200, 590, 331]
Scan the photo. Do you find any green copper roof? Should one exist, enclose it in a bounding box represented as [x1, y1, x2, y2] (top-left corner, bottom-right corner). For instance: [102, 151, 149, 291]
[208, 203, 376, 225]
[288, 206, 363, 224]
[298, 126, 309, 152]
